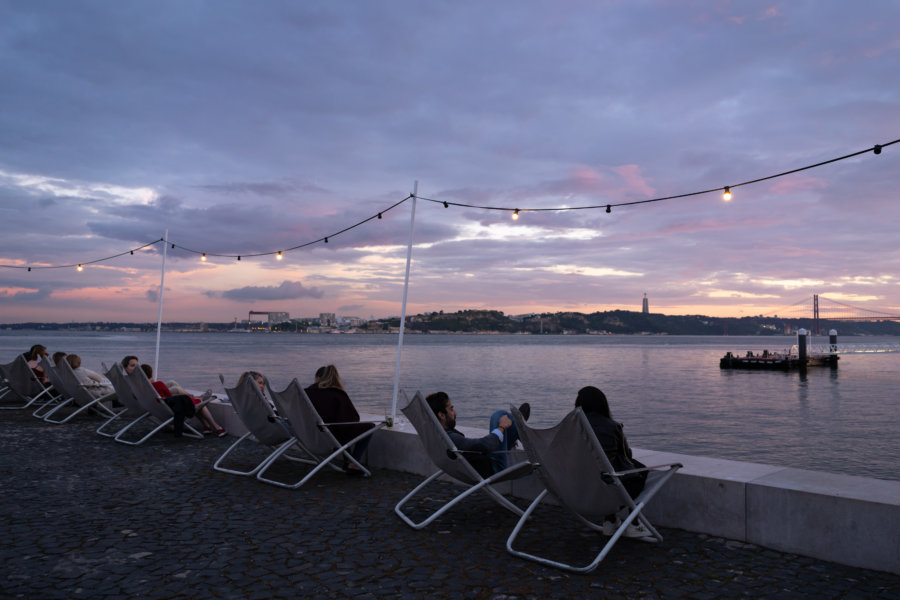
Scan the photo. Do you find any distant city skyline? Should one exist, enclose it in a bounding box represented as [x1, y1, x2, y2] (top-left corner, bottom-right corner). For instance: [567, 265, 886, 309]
[1, 2, 899, 323]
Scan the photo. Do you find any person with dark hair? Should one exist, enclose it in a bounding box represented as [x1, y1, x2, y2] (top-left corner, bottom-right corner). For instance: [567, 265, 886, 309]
[425, 391, 530, 477]
[139, 363, 223, 437]
[25, 344, 49, 383]
[52, 351, 67, 366]
[304, 365, 372, 474]
[576, 385, 650, 537]
[121, 356, 139, 375]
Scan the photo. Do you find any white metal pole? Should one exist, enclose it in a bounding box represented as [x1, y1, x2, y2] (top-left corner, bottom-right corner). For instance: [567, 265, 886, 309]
[154, 230, 168, 375]
[390, 182, 417, 425]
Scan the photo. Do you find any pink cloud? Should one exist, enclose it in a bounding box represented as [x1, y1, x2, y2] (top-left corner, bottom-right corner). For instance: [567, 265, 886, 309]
[613, 164, 656, 197]
[769, 176, 828, 194]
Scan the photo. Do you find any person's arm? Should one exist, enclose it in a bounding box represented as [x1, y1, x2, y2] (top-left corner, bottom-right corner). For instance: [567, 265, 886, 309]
[448, 429, 503, 454]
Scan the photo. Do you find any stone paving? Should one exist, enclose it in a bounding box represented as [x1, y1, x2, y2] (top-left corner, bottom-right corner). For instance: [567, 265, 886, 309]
[1, 407, 898, 599]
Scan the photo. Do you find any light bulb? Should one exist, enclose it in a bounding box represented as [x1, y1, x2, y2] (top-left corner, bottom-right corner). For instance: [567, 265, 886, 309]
[276, 251, 283, 260]
[201, 253, 207, 262]
[512, 209, 519, 221]
[723, 186, 732, 201]
[606, 205, 611, 214]
[77, 264, 83, 272]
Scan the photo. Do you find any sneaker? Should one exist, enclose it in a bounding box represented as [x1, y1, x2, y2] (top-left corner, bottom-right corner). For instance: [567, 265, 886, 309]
[517, 402, 531, 422]
[202, 427, 213, 436]
[200, 389, 213, 401]
[215, 427, 227, 437]
[624, 522, 652, 539]
[601, 518, 619, 536]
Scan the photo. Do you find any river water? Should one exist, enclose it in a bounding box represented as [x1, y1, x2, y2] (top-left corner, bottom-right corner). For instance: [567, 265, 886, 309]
[3, 330, 897, 482]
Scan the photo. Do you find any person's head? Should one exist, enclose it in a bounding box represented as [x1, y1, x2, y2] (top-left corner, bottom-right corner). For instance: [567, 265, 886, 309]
[52, 351, 67, 365]
[314, 365, 345, 391]
[121, 355, 139, 375]
[239, 370, 265, 393]
[28, 344, 48, 360]
[426, 391, 456, 430]
[575, 386, 611, 418]
[140, 363, 153, 380]
[66, 354, 82, 369]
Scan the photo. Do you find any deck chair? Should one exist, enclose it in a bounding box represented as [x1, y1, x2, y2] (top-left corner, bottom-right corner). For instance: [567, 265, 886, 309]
[113, 364, 208, 445]
[96, 362, 150, 438]
[394, 391, 533, 530]
[213, 374, 303, 476]
[505, 406, 682, 573]
[0, 355, 59, 410]
[41, 358, 120, 424]
[30, 356, 71, 417]
[256, 378, 385, 489]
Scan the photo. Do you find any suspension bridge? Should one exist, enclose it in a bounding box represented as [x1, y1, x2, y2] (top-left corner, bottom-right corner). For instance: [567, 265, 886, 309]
[763, 294, 900, 335]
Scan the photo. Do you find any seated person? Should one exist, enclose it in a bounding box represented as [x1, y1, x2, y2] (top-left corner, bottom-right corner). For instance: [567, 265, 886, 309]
[425, 391, 530, 477]
[25, 344, 50, 384]
[238, 370, 276, 413]
[121, 355, 139, 376]
[139, 363, 224, 437]
[304, 365, 373, 474]
[65, 354, 116, 400]
[576, 385, 650, 537]
[52, 351, 68, 366]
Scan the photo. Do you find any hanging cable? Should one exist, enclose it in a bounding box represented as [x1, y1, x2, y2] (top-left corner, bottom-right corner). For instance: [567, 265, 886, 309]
[417, 139, 897, 215]
[1, 239, 164, 270]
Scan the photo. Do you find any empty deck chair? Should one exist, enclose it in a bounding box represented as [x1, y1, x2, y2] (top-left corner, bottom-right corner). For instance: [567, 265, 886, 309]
[505, 406, 682, 573]
[255, 378, 385, 489]
[41, 357, 120, 424]
[113, 364, 208, 445]
[96, 362, 149, 438]
[393, 391, 533, 530]
[0, 355, 59, 410]
[213, 374, 301, 476]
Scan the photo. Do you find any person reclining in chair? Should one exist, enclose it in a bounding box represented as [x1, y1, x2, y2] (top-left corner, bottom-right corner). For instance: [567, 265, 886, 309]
[425, 391, 529, 478]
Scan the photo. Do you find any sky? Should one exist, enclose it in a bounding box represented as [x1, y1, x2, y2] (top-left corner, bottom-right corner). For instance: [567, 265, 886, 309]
[1, 1, 899, 324]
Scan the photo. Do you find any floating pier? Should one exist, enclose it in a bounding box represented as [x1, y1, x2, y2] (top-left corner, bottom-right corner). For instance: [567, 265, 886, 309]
[720, 329, 839, 371]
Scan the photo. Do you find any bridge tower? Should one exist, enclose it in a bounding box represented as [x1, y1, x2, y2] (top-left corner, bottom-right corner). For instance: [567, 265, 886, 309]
[813, 294, 820, 335]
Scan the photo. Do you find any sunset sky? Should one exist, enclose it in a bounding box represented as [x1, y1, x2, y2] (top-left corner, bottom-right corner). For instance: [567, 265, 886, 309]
[1, 1, 899, 324]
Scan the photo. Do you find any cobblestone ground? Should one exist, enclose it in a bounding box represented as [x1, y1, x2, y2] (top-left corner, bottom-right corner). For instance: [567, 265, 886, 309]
[1, 407, 898, 599]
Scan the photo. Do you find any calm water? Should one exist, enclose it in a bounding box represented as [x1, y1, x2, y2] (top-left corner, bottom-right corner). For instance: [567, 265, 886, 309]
[3, 330, 898, 482]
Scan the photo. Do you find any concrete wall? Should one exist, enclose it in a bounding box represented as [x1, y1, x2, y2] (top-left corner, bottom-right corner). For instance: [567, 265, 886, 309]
[208, 402, 900, 575]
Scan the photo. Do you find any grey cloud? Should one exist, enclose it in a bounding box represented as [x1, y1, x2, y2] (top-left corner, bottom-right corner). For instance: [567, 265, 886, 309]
[215, 280, 324, 302]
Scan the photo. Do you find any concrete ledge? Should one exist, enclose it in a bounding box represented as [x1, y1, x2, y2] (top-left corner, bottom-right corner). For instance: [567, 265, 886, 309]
[209, 404, 900, 574]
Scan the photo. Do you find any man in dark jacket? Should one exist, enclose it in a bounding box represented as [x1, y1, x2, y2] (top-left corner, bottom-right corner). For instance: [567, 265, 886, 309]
[425, 391, 529, 477]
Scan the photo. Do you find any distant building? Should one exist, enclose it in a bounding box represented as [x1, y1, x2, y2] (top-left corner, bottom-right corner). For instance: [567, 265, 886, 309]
[319, 312, 336, 327]
[642, 293, 649, 314]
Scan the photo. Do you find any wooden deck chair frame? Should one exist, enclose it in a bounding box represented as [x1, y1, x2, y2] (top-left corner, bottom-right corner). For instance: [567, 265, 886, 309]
[41, 357, 120, 424]
[393, 391, 533, 530]
[213, 374, 307, 476]
[0, 355, 60, 411]
[505, 406, 682, 573]
[96, 362, 150, 438]
[113, 363, 208, 445]
[256, 378, 385, 489]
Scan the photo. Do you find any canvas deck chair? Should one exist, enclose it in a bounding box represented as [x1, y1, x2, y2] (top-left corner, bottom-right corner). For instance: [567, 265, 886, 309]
[505, 406, 682, 573]
[256, 378, 385, 489]
[0, 355, 59, 410]
[96, 362, 149, 438]
[113, 364, 207, 445]
[41, 357, 120, 424]
[30, 356, 71, 417]
[394, 391, 533, 530]
[213, 374, 302, 476]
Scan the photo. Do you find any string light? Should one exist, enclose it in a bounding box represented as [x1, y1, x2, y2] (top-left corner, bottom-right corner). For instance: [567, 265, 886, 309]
[512, 209, 519, 221]
[276, 251, 283, 260]
[201, 253, 207, 261]
[3, 142, 897, 271]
